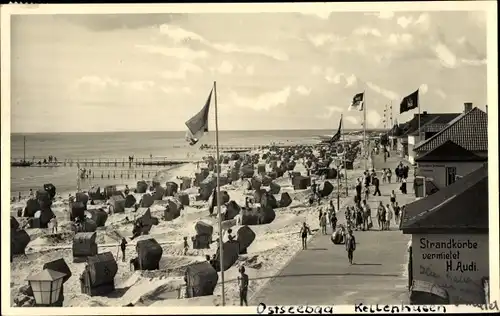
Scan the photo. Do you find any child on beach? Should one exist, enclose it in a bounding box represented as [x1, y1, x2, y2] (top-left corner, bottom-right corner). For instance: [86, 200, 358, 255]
[50, 216, 58, 234]
[238, 266, 249, 306]
[183, 237, 189, 255]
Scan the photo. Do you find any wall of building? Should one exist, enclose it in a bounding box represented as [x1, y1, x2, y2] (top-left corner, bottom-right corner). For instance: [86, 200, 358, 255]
[416, 161, 485, 189]
[412, 234, 489, 304]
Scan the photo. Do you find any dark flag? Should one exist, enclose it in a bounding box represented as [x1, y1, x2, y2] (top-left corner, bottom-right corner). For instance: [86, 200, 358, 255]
[185, 89, 213, 145]
[400, 89, 419, 114]
[329, 116, 342, 144]
[348, 92, 364, 111]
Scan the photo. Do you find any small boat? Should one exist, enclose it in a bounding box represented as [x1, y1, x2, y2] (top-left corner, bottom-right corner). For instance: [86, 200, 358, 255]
[11, 160, 33, 167]
[10, 136, 34, 167]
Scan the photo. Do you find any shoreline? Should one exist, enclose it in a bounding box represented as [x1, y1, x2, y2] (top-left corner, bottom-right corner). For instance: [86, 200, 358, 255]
[11, 142, 370, 307]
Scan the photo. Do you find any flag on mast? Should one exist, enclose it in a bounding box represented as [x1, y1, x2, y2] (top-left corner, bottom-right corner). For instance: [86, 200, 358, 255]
[329, 116, 342, 144]
[399, 89, 419, 114]
[185, 89, 213, 145]
[348, 92, 364, 111]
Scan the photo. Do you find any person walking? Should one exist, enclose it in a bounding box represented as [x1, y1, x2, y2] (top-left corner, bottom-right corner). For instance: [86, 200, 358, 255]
[300, 222, 312, 250]
[120, 238, 128, 262]
[362, 200, 371, 231]
[373, 176, 381, 196]
[387, 168, 392, 183]
[364, 185, 370, 202]
[400, 178, 408, 194]
[390, 190, 397, 207]
[330, 211, 338, 232]
[382, 168, 387, 183]
[385, 204, 393, 230]
[238, 266, 249, 306]
[355, 179, 362, 201]
[320, 213, 327, 235]
[345, 229, 356, 265]
[377, 202, 384, 231]
[394, 202, 401, 226]
[345, 207, 351, 227]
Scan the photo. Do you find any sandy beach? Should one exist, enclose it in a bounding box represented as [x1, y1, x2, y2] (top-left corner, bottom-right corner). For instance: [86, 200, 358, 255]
[11, 144, 368, 307]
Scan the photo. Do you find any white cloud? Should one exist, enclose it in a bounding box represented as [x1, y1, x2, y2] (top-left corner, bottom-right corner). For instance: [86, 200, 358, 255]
[387, 33, 413, 45]
[344, 116, 360, 125]
[136, 44, 209, 60]
[461, 58, 487, 66]
[217, 61, 234, 74]
[366, 110, 382, 128]
[366, 82, 400, 100]
[457, 36, 467, 45]
[328, 73, 357, 87]
[157, 24, 288, 61]
[245, 65, 255, 75]
[414, 13, 431, 30]
[435, 89, 447, 99]
[378, 11, 395, 19]
[308, 33, 344, 47]
[161, 62, 203, 79]
[420, 84, 429, 95]
[230, 87, 291, 111]
[353, 27, 382, 37]
[301, 10, 331, 20]
[182, 87, 192, 94]
[397, 16, 413, 29]
[159, 25, 207, 44]
[345, 74, 357, 87]
[296, 85, 312, 96]
[75, 76, 120, 89]
[212, 43, 288, 61]
[434, 43, 458, 68]
[127, 81, 155, 91]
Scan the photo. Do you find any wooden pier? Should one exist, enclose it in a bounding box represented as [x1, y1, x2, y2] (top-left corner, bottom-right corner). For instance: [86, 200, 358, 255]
[10, 156, 197, 168]
[77, 169, 162, 180]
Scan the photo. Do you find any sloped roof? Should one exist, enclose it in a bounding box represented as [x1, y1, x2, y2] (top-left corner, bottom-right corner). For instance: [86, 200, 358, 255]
[400, 164, 488, 233]
[415, 140, 487, 162]
[414, 107, 488, 153]
[400, 113, 460, 137]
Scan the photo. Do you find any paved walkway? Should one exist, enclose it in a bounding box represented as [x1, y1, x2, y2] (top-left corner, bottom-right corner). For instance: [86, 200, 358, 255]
[250, 149, 415, 305]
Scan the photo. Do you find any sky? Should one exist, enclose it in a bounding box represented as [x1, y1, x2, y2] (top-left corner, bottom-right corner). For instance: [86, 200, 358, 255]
[10, 9, 488, 133]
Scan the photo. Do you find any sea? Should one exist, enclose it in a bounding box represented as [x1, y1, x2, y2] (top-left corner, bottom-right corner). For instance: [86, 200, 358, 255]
[9, 129, 380, 197]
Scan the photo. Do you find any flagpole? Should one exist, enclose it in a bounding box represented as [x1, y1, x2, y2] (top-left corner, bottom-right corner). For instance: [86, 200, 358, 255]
[214, 81, 225, 306]
[342, 114, 348, 196]
[418, 90, 421, 140]
[363, 90, 367, 170]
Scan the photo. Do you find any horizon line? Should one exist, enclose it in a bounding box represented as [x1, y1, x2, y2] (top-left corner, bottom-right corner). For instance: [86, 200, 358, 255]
[10, 127, 391, 135]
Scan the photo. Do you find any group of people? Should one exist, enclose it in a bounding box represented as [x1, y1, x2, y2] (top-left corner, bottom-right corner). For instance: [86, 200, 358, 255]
[317, 200, 337, 235]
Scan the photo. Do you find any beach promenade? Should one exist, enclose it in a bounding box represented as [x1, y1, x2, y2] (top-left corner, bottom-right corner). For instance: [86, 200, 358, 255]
[250, 149, 416, 306]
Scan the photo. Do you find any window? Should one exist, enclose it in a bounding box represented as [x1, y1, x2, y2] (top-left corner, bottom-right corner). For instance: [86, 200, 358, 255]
[446, 167, 457, 186]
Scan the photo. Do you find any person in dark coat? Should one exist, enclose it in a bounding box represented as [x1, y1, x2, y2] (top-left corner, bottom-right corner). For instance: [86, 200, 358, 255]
[373, 176, 381, 196]
[355, 180, 362, 200]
